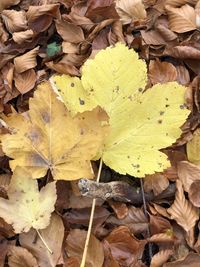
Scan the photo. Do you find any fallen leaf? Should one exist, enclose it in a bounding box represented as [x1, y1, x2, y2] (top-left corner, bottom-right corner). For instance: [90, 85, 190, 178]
[166, 4, 196, 33]
[66, 229, 104, 267]
[1, 10, 27, 33]
[177, 161, 200, 192]
[141, 30, 166, 45]
[0, 167, 56, 233]
[108, 200, 128, 219]
[1, 81, 107, 180]
[103, 240, 119, 267]
[148, 60, 177, 85]
[12, 30, 34, 44]
[187, 128, 200, 165]
[149, 214, 172, 235]
[144, 173, 169, 196]
[8, 246, 38, 267]
[14, 69, 37, 94]
[19, 213, 64, 267]
[150, 249, 173, 267]
[55, 19, 85, 43]
[167, 180, 199, 232]
[0, 0, 20, 12]
[104, 226, 146, 266]
[188, 180, 200, 207]
[165, 45, 200, 59]
[163, 252, 200, 267]
[52, 43, 190, 177]
[14, 46, 39, 73]
[176, 65, 190, 85]
[115, 0, 147, 25]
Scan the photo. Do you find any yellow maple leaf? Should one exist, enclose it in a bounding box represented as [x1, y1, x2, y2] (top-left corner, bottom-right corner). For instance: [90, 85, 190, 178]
[0, 167, 56, 233]
[51, 43, 190, 177]
[1, 81, 107, 180]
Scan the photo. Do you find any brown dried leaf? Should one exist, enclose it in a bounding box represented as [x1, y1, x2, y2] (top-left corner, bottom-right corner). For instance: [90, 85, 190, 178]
[150, 249, 173, 267]
[0, 0, 20, 12]
[14, 69, 37, 94]
[66, 229, 104, 267]
[19, 214, 64, 267]
[103, 240, 120, 267]
[165, 0, 197, 7]
[0, 217, 15, 238]
[176, 65, 190, 85]
[13, 30, 34, 44]
[141, 30, 166, 45]
[108, 200, 128, 219]
[149, 215, 172, 235]
[26, 4, 60, 32]
[56, 19, 85, 43]
[115, 0, 147, 25]
[144, 173, 169, 195]
[0, 173, 11, 199]
[163, 252, 200, 267]
[177, 161, 200, 192]
[0, 238, 8, 267]
[166, 4, 196, 33]
[8, 246, 38, 267]
[104, 226, 146, 266]
[14, 46, 39, 73]
[188, 180, 200, 207]
[0, 20, 9, 43]
[1, 10, 27, 33]
[148, 232, 175, 243]
[165, 45, 200, 59]
[167, 180, 199, 232]
[45, 61, 80, 76]
[107, 206, 148, 234]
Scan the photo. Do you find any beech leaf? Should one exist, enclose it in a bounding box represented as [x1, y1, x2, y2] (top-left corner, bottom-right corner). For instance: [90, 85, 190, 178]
[187, 128, 200, 165]
[52, 43, 190, 177]
[0, 167, 56, 233]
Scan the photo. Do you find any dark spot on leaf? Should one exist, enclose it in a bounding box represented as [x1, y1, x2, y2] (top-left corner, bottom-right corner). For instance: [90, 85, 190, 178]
[147, 117, 150, 120]
[79, 98, 85, 105]
[165, 98, 168, 101]
[137, 170, 140, 173]
[58, 89, 61, 92]
[71, 82, 75, 87]
[90, 88, 94, 92]
[31, 154, 47, 166]
[127, 155, 130, 159]
[132, 164, 140, 168]
[158, 119, 162, 124]
[138, 88, 143, 92]
[166, 133, 168, 136]
[160, 111, 164, 115]
[40, 215, 44, 218]
[80, 129, 84, 135]
[165, 104, 169, 108]
[128, 96, 133, 101]
[41, 111, 50, 123]
[158, 163, 162, 167]
[180, 103, 187, 109]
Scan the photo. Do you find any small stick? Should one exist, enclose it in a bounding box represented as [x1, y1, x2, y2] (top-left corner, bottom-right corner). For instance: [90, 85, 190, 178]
[80, 158, 103, 267]
[140, 179, 153, 261]
[36, 229, 53, 254]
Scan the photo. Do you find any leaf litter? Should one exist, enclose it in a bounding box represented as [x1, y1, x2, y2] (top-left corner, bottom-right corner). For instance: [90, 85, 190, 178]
[1, 0, 200, 266]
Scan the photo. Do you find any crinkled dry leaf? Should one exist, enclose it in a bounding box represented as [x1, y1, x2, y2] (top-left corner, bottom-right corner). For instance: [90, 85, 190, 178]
[149, 215, 172, 235]
[144, 173, 169, 196]
[163, 252, 200, 267]
[166, 4, 196, 33]
[165, 45, 200, 59]
[12, 30, 34, 44]
[0, 173, 11, 199]
[165, 0, 197, 7]
[14, 69, 37, 94]
[187, 128, 200, 165]
[1, 10, 27, 33]
[1, 81, 107, 180]
[0, 167, 56, 233]
[14, 46, 39, 73]
[55, 19, 85, 43]
[148, 60, 177, 85]
[176, 65, 190, 86]
[103, 240, 120, 267]
[177, 161, 200, 192]
[19, 213, 64, 267]
[52, 43, 190, 177]
[0, 0, 20, 12]
[66, 229, 104, 267]
[188, 180, 200, 207]
[148, 232, 175, 243]
[104, 226, 146, 266]
[141, 30, 166, 45]
[115, 0, 147, 24]
[167, 180, 199, 232]
[150, 249, 173, 267]
[8, 246, 38, 267]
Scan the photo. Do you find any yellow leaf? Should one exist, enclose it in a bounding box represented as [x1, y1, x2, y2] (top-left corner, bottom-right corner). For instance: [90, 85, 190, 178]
[52, 43, 190, 177]
[187, 128, 200, 165]
[1, 81, 107, 180]
[0, 167, 56, 233]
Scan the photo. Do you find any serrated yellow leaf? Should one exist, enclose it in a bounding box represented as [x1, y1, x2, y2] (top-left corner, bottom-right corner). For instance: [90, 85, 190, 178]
[1, 81, 107, 180]
[51, 43, 190, 177]
[187, 128, 200, 165]
[0, 167, 56, 233]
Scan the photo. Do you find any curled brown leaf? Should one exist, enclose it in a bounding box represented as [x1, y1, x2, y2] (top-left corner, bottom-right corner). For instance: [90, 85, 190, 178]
[14, 46, 39, 73]
[167, 180, 199, 232]
[150, 249, 173, 267]
[1, 10, 27, 33]
[14, 69, 37, 94]
[13, 30, 34, 44]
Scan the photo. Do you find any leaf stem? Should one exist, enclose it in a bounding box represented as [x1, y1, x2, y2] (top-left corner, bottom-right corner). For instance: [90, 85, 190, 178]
[36, 229, 53, 254]
[80, 158, 103, 267]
